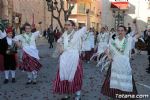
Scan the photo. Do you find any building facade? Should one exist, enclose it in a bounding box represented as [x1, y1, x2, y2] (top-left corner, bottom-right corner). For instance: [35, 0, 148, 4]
[68, 0, 101, 31]
[0, 0, 55, 30]
[13, 0, 52, 30]
[100, 0, 150, 31]
[0, 0, 13, 22]
[0, 0, 101, 32]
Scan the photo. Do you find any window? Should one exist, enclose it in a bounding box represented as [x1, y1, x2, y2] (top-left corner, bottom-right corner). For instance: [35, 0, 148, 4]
[78, 3, 85, 14]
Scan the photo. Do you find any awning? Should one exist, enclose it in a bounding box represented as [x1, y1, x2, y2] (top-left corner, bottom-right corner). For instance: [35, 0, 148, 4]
[111, 2, 129, 10]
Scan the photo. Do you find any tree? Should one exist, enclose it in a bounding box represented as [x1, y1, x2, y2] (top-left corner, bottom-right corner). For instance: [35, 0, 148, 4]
[46, 0, 75, 32]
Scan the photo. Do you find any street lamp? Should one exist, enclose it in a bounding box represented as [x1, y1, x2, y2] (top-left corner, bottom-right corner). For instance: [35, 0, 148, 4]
[46, 0, 58, 29]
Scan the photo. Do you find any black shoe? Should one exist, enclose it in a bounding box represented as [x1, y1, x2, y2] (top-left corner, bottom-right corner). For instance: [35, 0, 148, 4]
[75, 95, 81, 100]
[61, 96, 70, 100]
[26, 80, 32, 85]
[146, 67, 150, 70]
[32, 80, 37, 84]
[131, 49, 135, 54]
[3, 79, 9, 84]
[12, 78, 16, 83]
[146, 70, 150, 74]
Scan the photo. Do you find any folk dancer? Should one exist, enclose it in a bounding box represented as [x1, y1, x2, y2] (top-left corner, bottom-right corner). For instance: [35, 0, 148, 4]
[81, 29, 92, 62]
[0, 27, 17, 84]
[14, 23, 42, 84]
[91, 27, 109, 65]
[101, 24, 141, 99]
[53, 11, 90, 99]
[89, 28, 95, 59]
[128, 19, 139, 55]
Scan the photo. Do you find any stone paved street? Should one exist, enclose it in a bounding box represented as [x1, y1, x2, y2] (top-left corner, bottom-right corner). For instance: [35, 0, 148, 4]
[0, 38, 150, 100]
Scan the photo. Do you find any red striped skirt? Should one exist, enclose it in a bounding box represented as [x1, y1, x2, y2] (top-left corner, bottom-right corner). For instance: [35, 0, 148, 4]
[101, 67, 138, 99]
[19, 51, 42, 72]
[53, 60, 83, 94]
[0, 54, 4, 72]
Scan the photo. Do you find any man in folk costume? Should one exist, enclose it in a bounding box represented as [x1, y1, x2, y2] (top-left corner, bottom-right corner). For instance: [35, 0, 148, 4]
[14, 23, 42, 84]
[53, 10, 90, 100]
[101, 20, 141, 99]
[0, 27, 17, 84]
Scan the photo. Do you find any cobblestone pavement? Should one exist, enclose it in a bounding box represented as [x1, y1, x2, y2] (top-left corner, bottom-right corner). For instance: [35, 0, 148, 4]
[0, 38, 150, 100]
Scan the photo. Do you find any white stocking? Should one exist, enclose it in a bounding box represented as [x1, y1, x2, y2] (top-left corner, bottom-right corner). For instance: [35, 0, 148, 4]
[11, 70, 16, 78]
[4, 71, 9, 79]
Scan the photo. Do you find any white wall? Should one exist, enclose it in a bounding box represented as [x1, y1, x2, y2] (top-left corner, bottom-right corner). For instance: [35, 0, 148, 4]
[101, 0, 114, 29]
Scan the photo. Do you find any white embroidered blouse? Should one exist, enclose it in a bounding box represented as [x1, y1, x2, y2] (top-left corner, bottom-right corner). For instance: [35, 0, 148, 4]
[14, 31, 41, 59]
[57, 27, 87, 81]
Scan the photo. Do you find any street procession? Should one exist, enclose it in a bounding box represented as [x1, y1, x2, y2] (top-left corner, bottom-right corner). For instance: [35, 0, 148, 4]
[0, 0, 150, 100]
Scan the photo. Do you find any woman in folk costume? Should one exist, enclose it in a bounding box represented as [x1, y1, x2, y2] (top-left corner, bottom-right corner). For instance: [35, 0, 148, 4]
[91, 27, 110, 63]
[0, 29, 6, 72]
[0, 28, 17, 84]
[89, 28, 95, 58]
[14, 23, 42, 84]
[97, 27, 110, 54]
[53, 11, 90, 100]
[81, 28, 92, 62]
[101, 23, 141, 99]
[128, 19, 139, 55]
